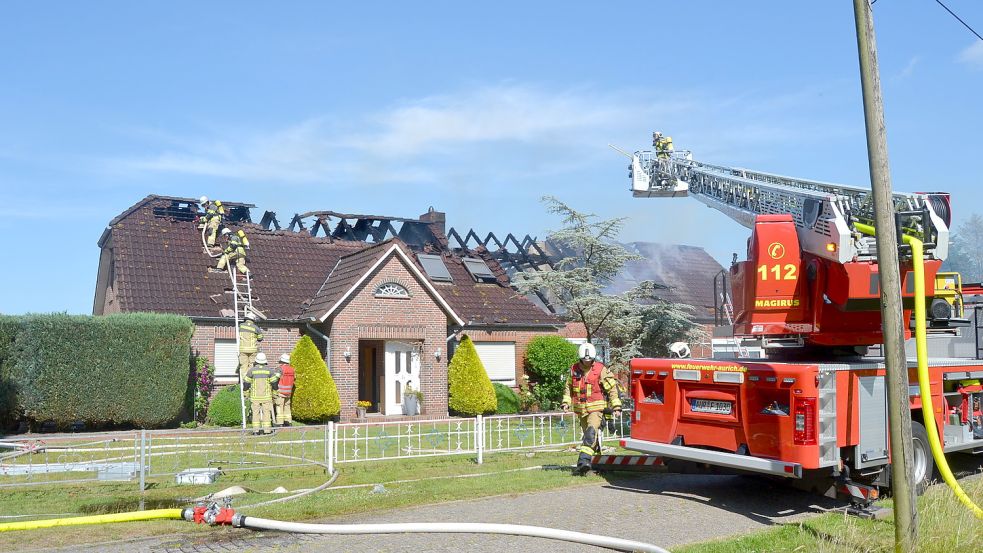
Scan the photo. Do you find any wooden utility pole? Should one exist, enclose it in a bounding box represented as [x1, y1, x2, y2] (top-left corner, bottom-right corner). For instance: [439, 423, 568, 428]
[852, 1, 918, 550]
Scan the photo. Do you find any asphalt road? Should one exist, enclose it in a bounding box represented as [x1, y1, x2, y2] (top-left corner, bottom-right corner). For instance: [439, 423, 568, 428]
[38, 455, 983, 553]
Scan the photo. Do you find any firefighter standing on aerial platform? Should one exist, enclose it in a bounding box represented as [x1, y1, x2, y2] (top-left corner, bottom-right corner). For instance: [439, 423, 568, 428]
[653, 131, 674, 160]
[202, 197, 226, 247]
[562, 343, 622, 475]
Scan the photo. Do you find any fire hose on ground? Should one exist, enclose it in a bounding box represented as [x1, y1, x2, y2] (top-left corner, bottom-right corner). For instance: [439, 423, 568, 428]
[855, 222, 983, 519]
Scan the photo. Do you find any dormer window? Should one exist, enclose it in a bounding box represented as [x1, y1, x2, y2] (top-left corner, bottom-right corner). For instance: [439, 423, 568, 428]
[375, 282, 410, 299]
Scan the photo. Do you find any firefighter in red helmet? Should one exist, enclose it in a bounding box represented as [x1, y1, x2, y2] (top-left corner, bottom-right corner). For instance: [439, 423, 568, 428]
[562, 342, 621, 475]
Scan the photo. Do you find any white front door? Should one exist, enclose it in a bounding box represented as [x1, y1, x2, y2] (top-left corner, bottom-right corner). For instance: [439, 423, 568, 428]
[384, 342, 421, 415]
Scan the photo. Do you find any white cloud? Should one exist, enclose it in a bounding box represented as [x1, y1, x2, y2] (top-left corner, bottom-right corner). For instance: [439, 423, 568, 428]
[899, 56, 920, 79]
[105, 83, 853, 187]
[958, 41, 983, 68]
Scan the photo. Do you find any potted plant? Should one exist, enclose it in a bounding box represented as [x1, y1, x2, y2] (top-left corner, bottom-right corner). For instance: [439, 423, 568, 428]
[403, 384, 423, 416]
[356, 400, 372, 420]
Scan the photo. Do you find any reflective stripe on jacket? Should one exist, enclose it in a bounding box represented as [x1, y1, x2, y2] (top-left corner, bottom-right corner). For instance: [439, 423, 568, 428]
[277, 364, 296, 397]
[239, 320, 263, 353]
[244, 366, 277, 401]
[563, 361, 622, 415]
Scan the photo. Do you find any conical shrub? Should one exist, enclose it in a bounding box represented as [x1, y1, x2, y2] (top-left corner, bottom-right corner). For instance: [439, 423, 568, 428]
[448, 335, 497, 416]
[290, 335, 340, 422]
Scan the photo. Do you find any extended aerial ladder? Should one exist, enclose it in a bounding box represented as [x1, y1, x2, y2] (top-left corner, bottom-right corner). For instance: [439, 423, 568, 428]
[616, 143, 955, 352]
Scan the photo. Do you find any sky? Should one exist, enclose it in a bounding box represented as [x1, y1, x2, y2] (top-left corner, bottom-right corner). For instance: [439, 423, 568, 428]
[1, 1, 981, 314]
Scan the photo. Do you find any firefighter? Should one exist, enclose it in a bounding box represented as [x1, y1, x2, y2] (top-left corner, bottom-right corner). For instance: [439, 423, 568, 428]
[216, 228, 249, 275]
[653, 131, 674, 160]
[562, 342, 622, 475]
[243, 352, 277, 435]
[204, 199, 226, 247]
[274, 353, 295, 427]
[237, 310, 264, 374]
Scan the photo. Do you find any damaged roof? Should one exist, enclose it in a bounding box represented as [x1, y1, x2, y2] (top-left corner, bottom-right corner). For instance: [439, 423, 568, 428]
[97, 195, 560, 326]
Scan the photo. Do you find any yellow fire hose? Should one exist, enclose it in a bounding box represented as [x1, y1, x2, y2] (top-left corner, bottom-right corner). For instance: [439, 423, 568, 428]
[855, 222, 983, 519]
[0, 508, 184, 532]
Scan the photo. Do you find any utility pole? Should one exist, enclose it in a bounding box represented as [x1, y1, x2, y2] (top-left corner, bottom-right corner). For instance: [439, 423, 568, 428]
[852, 1, 918, 551]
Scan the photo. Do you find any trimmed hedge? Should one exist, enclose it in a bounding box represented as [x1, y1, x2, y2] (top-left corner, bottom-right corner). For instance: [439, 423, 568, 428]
[290, 335, 340, 422]
[207, 384, 248, 427]
[493, 383, 519, 414]
[525, 335, 579, 410]
[0, 316, 22, 426]
[448, 335, 497, 416]
[1, 313, 194, 429]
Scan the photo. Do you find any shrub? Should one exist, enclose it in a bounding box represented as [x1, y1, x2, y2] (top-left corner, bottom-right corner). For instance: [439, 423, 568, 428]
[493, 383, 519, 414]
[192, 356, 215, 423]
[525, 335, 579, 409]
[207, 384, 248, 427]
[290, 335, 340, 422]
[447, 335, 497, 416]
[4, 313, 193, 429]
[0, 316, 23, 427]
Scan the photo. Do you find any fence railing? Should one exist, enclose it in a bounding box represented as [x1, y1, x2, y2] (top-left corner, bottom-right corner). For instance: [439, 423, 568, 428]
[0, 411, 631, 491]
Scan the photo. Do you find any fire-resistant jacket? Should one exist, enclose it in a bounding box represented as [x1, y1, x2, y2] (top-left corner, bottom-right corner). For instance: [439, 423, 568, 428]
[238, 320, 263, 354]
[244, 364, 278, 401]
[562, 361, 622, 415]
[223, 237, 246, 259]
[276, 363, 296, 397]
[655, 136, 674, 158]
[206, 203, 225, 222]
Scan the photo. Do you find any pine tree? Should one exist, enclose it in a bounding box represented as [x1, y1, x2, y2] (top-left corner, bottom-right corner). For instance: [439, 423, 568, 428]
[447, 335, 497, 416]
[290, 335, 341, 422]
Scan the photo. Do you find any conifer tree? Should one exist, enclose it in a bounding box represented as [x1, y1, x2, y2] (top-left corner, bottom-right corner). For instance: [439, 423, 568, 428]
[447, 335, 497, 416]
[290, 335, 341, 421]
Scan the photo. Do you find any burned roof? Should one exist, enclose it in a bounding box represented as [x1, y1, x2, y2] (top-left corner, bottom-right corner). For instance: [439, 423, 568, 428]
[97, 195, 559, 326]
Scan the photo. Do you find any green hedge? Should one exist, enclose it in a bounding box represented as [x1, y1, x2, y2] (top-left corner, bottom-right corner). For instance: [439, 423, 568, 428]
[207, 384, 248, 427]
[0, 316, 22, 426]
[525, 335, 579, 410]
[448, 335, 497, 416]
[290, 335, 340, 422]
[1, 313, 193, 429]
[493, 383, 519, 414]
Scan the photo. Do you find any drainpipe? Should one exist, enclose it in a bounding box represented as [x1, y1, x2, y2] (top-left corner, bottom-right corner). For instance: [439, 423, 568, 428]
[305, 319, 331, 360]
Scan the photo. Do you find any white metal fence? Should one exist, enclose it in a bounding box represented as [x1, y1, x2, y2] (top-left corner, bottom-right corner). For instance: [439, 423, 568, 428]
[0, 411, 631, 491]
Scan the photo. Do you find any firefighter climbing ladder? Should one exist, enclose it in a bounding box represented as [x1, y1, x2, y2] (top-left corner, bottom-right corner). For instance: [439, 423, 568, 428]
[199, 206, 254, 430]
[622, 148, 951, 264]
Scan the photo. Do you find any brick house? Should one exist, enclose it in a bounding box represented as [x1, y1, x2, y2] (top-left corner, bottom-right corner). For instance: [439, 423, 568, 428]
[93, 196, 581, 419]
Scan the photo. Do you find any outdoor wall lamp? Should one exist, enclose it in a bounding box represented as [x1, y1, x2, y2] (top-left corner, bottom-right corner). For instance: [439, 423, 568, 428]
[344, 347, 352, 362]
[434, 348, 442, 361]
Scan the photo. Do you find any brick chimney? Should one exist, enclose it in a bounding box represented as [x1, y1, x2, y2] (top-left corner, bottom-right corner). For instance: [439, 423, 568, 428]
[419, 206, 446, 235]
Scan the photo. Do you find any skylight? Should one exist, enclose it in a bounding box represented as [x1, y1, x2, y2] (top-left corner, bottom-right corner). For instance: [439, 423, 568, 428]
[418, 254, 453, 282]
[462, 257, 497, 283]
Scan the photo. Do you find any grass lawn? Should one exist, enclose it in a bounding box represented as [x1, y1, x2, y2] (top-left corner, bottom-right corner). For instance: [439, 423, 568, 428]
[0, 447, 604, 551]
[675, 475, 983, 553]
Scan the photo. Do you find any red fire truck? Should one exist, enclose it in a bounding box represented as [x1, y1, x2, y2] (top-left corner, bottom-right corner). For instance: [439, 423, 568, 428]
[612, 142, 983, 511]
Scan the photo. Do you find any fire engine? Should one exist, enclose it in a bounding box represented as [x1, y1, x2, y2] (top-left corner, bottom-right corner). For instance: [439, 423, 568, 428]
[610, 140, 983, 513]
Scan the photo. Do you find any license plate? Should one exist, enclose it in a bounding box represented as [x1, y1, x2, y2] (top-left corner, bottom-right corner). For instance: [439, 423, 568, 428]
[690, 399, 732, 415]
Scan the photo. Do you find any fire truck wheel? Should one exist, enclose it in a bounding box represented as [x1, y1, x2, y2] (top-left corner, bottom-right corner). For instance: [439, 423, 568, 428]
[910, 421, 934, 495]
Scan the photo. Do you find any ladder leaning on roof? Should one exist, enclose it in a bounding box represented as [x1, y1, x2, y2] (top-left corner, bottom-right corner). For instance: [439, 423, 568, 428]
[197, 200, 255, 430]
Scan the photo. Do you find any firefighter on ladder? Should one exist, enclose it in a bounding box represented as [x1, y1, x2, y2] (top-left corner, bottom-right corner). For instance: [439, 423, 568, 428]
[562, 343, 622, 475]
[653, 131, 674, 160]
[203, 198, 226, 247]
[238, 310, 264, 374]
[243, 352, 277, 435]
[216, 228, 249, 275]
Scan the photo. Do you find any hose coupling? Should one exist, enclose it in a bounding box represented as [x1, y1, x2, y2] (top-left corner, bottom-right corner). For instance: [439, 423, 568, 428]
[231, 513, 247, 528]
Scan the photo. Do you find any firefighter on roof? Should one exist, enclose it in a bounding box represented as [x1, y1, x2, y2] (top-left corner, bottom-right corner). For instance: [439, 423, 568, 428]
[244, 352, 277, 435]
[238, 310, 264, 374]
[216, 228, 249, 275]
[562, 342, 622, 475]
[204, 199, 226, 247]
[653, 131, 674, 160]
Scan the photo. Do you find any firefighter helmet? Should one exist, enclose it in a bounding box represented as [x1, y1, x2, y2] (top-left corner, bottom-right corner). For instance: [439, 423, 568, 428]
[255, 352, 267, 365]
[279, 353, 290, 364]
[578, 342, 597, 361]
[199, 196, 208, 205]
[221, 227, 232, 236]
[668, 341, 691, 359]
[244, 310, 257, 321]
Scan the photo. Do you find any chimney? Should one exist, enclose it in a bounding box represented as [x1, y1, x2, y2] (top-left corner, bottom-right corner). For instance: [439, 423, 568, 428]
[419, 206, 446, 235]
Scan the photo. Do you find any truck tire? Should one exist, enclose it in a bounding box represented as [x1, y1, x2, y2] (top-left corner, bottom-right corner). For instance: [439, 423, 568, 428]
[910, 421, 935, 495]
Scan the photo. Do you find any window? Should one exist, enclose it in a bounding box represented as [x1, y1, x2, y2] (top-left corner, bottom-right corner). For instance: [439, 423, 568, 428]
[473, 342, 517, 385]
[418, 254, 453, 282]
[214, 339, 238, 378]
[462, 257, 497, 283]
[375, 282, 410, 298]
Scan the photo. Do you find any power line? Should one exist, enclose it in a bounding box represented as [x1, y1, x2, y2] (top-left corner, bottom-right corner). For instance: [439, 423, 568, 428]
[934, 0, 983, 42]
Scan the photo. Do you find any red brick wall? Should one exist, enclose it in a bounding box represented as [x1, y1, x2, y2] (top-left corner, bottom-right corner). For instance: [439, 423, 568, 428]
[324, 253, 448, 420]
[459, 327, 583, 384]
[191, 320, 302, 385]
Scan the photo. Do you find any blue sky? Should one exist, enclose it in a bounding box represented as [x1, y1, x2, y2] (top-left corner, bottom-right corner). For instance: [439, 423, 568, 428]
[1, 1, 981, 314]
